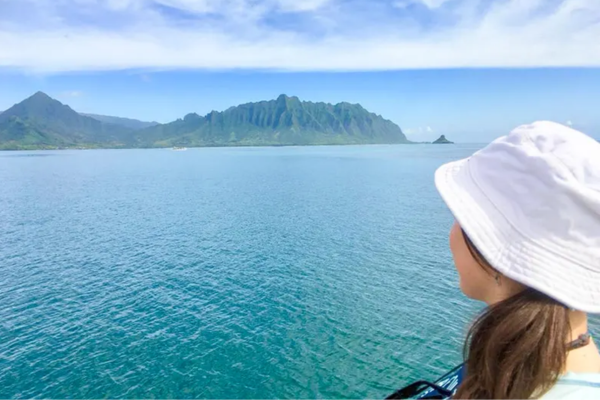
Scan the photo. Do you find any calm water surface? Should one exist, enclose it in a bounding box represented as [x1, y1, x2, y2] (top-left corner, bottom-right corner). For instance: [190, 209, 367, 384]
[1, 145, 594, 399]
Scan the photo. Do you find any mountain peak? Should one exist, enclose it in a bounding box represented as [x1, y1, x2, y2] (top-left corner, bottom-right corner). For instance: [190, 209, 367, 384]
[275, 94, 302, 111]
[275, 94, 300, 102]
[19, 91, 64, 109]
[32, 91, 51, 98]
[184, 112, 202, 122]
[26, 91, 55, 103]
[0, 91, 135, 150]
[0, 91, 65, 124]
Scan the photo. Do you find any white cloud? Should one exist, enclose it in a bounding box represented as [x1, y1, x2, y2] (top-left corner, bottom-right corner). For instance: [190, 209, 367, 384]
[275, 0, 332, 12]
[148, 0, 331, 15]
[61, 90, 84, 97]
[567, 120, 573, 126]
[153, 0, 216, 14]
[392, 0, 412, 9]
[0, 0, 599, 73]
[420, 0, 450, 9]
[393, 0, 450, 9]
[406, 126, 433, 135]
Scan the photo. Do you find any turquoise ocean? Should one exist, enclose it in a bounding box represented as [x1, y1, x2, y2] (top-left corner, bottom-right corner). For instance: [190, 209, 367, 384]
[1, 145, 596, 398]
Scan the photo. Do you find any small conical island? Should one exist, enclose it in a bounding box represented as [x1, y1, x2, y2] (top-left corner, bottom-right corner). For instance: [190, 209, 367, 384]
[433, 135, 454, 144]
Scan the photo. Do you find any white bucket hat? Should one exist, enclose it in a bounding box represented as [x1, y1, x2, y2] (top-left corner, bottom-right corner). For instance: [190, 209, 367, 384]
[435, 121, 600, 313]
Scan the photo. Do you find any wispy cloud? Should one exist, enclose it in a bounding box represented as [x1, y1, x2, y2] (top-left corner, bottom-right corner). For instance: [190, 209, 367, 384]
[61, 90, 84, 97]
[393, 0, 450, 9]
[405, 126, 434, 135]
[0, 0, 599, 73]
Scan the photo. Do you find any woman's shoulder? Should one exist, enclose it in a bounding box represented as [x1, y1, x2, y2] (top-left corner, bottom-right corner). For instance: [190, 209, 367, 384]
[540, 372, 600, 399]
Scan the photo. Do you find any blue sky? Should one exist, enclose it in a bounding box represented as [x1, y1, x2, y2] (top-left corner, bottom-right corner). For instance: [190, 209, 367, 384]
[1, 0, 599, 142]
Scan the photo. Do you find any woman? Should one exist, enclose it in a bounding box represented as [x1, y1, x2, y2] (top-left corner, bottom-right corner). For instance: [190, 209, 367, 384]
[435, 121, 600, 399]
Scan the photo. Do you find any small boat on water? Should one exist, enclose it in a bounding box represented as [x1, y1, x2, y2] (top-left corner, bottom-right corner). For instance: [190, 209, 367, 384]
[386, 364, 464, 399]
[172, 147, 187, 151]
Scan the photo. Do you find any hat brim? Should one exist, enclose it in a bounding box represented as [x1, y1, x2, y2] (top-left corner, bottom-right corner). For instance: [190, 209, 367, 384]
[434, 158, 600, 313]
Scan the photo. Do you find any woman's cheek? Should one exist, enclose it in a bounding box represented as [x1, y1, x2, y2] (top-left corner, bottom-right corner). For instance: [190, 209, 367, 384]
[449, 223, 488, 301]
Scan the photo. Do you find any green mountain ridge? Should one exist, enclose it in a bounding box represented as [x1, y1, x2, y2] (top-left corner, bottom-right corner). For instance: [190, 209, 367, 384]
[0, 92, 410, 150]
[80, 113, 159, 130]
[1, 109, 159, 131]
[0, 92, 135, 150]
[138, 94, 409, 147]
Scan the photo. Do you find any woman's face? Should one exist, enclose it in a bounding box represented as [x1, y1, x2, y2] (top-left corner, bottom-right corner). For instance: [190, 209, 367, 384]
[449, 221, 522, 305]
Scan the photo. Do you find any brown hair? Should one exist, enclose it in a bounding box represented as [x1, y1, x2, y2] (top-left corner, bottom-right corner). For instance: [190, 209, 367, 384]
[454, 230, 571, 399]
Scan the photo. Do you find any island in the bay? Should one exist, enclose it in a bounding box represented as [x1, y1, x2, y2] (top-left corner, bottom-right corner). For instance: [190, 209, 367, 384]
[0, 92, 415, 150]
[432, 135, 454, 144]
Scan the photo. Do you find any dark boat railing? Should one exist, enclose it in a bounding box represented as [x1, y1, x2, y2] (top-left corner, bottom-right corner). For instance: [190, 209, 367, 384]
[385, 364, 464, 400]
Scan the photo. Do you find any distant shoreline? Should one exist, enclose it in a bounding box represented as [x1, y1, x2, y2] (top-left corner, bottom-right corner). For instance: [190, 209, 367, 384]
[1, 92, 414, 151]
[0, 142, 439, 151]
